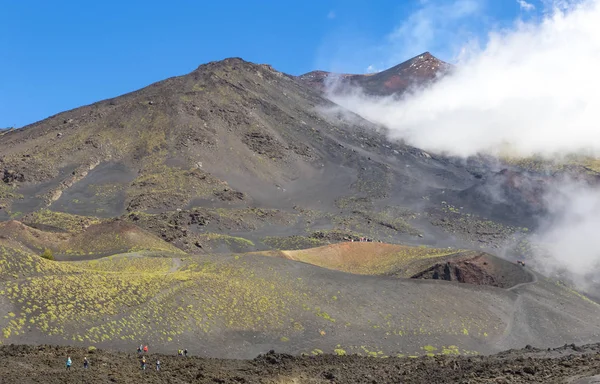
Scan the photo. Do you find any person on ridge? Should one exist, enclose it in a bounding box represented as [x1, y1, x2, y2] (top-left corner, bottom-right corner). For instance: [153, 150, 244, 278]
[66, 356, 72, 370]
[141, 357, 147, 370]
[184, 348, 188, 357]
[156, 359, 161, 371]
[143, 345, 148, 353]
[83, 356, 89, 369]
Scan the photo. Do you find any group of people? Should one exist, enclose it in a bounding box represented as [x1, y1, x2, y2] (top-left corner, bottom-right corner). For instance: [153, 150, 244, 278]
[65, 356, 88, 370]
[65, 344, 189, 372]
[137, 344, 160, 371]
[350, 237, 376, 242]
[137, 344, 149, 354]
[139, 356, 161, 371]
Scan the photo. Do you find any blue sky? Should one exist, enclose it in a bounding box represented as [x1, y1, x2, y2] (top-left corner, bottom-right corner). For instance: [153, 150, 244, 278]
[0, 0, 546, 128]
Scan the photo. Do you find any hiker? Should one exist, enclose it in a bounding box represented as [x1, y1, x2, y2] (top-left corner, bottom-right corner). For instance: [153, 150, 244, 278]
[138, 344, 142, 354]
[156, 359, 161, 371]
[184, 348, 188, 357]
[66, 356, 72, 370]
[83, 356, 89, 369]
[141, 357, 147, 370]
[178, 349, 183, 356]
[143, 345, 148, 353]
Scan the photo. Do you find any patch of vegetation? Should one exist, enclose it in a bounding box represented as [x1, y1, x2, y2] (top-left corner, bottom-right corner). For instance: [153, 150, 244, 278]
[127, 162, 224, 211]
[0, 245, 71, 281]
[500, 155, 566, 173]
[429, 204, 527, 248]
[0, 183, 23, 200]
[0, 249, 316, 345]
[501, 154, 600, 174]
[77, 254, 173, 273]
[40, 248, 54, 261]
[61, 222, 183, 257]
[333, 198, 421, 238]
[315, 308, 335, 323]
[555, 281, 600, 307]
[197, 233, 255, 252]
[335, 197, 372, 210]
[441, 345, 461, 355]
[0, 220, 182, 258]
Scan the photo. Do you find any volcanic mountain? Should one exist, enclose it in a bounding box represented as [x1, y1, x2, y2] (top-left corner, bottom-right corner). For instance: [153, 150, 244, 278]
[298, 52, 451, 96]
[1, 54, 600, 361]
[0, 55, 489, 252]
[0, 54, 548, 254]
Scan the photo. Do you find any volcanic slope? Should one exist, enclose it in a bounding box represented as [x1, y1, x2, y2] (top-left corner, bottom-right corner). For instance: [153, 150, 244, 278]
[0, 55, 536, 255]
[1, 228, 599, 360]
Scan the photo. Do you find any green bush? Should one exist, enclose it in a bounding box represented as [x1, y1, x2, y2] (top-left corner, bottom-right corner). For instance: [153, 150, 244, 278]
[40, 248, 54, 261]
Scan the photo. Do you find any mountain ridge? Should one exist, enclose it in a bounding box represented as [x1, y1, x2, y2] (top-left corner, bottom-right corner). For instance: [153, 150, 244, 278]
[299, 51, 452, 96]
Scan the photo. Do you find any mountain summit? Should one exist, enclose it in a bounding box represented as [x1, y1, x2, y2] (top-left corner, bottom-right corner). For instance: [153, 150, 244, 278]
[298, 52, 451, 96]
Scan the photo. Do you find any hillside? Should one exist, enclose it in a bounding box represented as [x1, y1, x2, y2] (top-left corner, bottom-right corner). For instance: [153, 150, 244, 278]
[1, 226, 600, 359]
[0, 55, 559, 258]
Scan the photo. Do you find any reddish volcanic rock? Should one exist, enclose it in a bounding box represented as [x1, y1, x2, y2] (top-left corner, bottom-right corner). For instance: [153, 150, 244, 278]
[298, 52, 452, 96]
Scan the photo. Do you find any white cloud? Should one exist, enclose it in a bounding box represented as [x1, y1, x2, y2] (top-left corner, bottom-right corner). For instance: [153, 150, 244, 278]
[542, 0, 584, 11]
[517, 0, 536, 11]
[314, 0, 489, 74]
[366, 65, 381, 73]
[380, 0, 484, 64]
[328, 0, 600, 158]
[327, 10, 336, 19]
[530, 180, 600, 291]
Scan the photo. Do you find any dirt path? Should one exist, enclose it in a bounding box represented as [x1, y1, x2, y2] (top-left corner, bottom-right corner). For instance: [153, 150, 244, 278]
[493, 268, 539, 350]
[508, 267, 538, 291]
[169, 257, 182, 273]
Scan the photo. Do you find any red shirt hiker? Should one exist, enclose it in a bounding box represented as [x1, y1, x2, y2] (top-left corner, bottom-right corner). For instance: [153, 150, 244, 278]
[143, 345, 148, 353]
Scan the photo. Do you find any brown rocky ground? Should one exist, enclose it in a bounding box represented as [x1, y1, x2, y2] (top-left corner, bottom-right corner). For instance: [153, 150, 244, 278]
[1, 343, 600, 383]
